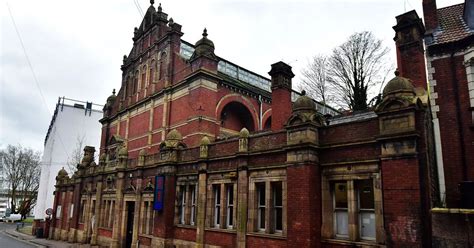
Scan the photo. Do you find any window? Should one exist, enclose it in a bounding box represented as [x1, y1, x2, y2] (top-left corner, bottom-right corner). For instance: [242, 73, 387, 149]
[56, 205, 62, 219]
[122, 76, 129, 100]
[226, 184, 234, 229]
[213, 185, 221, 227]
[140, 200, 154, 235]
[100, 200, 108, 227]
[141, 66, 146, 91]
[207, 182, 236, 230]
[358, 180, 375, 240]
[178, 185, 186, 224]
[159, 52, 167, 81]
[327, 179, 377, 242]
[250, 178, 285, 235]
[133, 71, 138, 94]
[190, 185, 197, 225]
[100, 199, 114, 229]
[256, 183, 266, 231]
[333, 182, 349, 238]
[127, 76, 133, 97]
[69, 203, 74, 219]
[149, 60, 156, 85]
[272, 182, 283, 232]
[79, 199, 86, 223]
[175, 182, 198, 226]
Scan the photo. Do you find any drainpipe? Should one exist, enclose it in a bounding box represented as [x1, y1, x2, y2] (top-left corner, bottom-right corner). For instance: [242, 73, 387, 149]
[258, 95, 263, 130]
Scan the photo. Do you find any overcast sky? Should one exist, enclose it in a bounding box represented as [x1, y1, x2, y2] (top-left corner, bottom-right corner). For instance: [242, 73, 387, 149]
[0, 0, 462, 152]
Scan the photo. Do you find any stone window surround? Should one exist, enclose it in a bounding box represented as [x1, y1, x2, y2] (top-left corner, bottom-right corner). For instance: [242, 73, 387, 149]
[79, 196, 88, 224]
[206, 175, 237, 230]
[175, 176, 198, 227]
[321, 166, 383, 245]
[139, 194, 154, 235]
[100, 196, 116, 229]
[248, 169, 287, 236]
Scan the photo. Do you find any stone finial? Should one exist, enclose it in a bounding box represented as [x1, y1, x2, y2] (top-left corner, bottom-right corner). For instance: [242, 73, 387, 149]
[138, 148, 147, 166]
[239, 127, 249, 138]
[382, 74, 414, 97]
[160, 129, 185, 149]
[200, 136, 210, 158]
[200, 136, 210, 146]
[81, 146, 96, 167]
[57, 167, 68, 177]
[166, 129, 182, 141]
[157, 3, 162, 12]
[150, 0, 154, 5]
[99, 153, 107, 165]
[168, 18, 174, 26]
[56, 167, 69, 182]
[190, 27, 216, 61]
[293, 93, 316, 112]
[239, 128, 249, 152]
[394, 69, 400, 77]
[118, 146, 128, 159]
[116, 145, 128, 169]
[375, 68, 420, 112]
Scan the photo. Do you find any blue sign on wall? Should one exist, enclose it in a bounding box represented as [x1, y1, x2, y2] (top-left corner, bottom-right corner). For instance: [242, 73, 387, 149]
[153, 176, 165, 211]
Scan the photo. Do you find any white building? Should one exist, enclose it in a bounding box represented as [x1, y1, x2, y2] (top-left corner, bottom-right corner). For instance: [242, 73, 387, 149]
[34, 97, 102, 219]
[0, 174, 8, 217]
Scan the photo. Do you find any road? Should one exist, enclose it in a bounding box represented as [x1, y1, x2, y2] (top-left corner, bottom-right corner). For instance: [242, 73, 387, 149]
[0, 222, 35, 248]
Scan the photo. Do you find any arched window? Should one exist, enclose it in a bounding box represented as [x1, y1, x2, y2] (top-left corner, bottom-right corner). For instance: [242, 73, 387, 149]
[141, 65, 147, 91]
[133, 71, 139, 94]
[127, 75, 133, 97]
[122, 75, 129, 100]
[149, 60, 156, 84]
[159, 52, 167, 81]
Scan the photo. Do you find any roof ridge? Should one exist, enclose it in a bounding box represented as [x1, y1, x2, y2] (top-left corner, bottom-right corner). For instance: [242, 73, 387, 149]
[437, 2, 464, 11]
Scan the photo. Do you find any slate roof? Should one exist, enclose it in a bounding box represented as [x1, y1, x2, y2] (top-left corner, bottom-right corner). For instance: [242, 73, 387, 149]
[431, 3, 473, 45]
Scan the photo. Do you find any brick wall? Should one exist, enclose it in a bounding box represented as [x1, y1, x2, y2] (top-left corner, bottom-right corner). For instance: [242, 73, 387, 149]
[382, 158, 423, 247]
[287, 164, 321, 248]
[431, 54, 474, 207]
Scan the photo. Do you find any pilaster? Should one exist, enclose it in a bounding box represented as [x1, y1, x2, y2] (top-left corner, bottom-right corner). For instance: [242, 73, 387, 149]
[111, 172, 125, 248]
[91, 180, 103, 245]
[196, 162, 207, 247]
[285, 96, 322, 247]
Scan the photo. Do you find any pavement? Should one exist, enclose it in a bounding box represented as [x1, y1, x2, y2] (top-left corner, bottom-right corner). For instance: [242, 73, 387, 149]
[3, 228, 76, 248]
[3, 227, 101, 248]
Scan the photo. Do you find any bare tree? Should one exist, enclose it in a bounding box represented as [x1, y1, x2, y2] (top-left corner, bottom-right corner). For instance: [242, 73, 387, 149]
[327, 31, 390, 111]
[66, 135, 85, 175]
[0, 144, 41, 219]
[298, 55, 335, 106]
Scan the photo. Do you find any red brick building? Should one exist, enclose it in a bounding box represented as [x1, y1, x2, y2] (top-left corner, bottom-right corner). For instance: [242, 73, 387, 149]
[419, 0, 474, 246]
[421, 0, 474, 209]
[47, 1, 445, 248]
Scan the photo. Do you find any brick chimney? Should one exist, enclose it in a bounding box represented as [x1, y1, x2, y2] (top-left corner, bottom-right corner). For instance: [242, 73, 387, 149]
[393, 10, 427, 89]
[268, 61, 294, 131]
[423, 0, 438, 33]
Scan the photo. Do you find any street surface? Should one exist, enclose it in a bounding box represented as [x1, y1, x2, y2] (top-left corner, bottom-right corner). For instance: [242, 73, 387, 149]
[0, 222, 35, 248]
